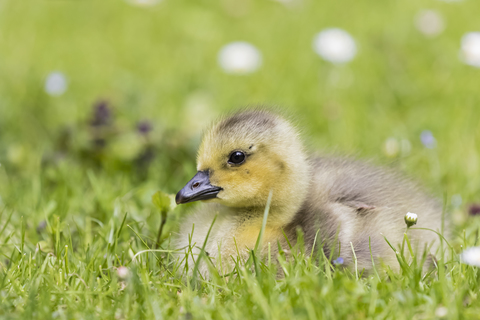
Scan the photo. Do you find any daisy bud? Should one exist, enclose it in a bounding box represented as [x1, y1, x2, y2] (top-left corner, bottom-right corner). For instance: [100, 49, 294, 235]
[404, 212, 418, 228]
[117, 266, 130, 279]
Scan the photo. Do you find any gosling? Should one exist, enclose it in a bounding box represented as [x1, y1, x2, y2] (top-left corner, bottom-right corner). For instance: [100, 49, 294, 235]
[175, 109, 447, 276]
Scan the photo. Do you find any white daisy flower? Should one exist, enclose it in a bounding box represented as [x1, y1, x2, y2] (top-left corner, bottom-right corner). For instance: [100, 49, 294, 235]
[312, 28, 357, 64]
[400, 139, 411, 156]
[126, 0, 161, 7]
[384, 138, 411, 157]
[44, 72, 67, 96]
[460, 32, 480, 68]
[460, 247, 480, 267]
[218, 42, 262, 75]
[384, 137, 399, 157]
[184, 91, 216, 132]
[271, 0, 300, 6]
[404, 212, 418, 227]
[415, 10, 445, 37]
[451, 194, 462, 208]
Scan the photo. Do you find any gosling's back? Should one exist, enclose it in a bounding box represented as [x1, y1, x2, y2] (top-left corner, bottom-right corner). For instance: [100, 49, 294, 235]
[284, 156, 445, 268]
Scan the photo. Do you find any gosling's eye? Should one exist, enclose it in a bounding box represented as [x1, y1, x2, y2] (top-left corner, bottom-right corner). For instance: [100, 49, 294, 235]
[228, 151, 246, 165]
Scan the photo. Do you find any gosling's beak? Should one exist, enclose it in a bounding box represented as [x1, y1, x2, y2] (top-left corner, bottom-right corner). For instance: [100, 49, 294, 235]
[175, 170, 222, 205]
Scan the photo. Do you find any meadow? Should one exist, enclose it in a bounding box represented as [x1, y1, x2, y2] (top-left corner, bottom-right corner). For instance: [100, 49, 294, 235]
[0, 0, 480, 318]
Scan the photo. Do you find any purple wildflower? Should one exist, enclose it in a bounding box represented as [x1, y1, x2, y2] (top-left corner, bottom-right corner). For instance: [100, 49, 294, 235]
[333, 257, 344, 265]
[420, 130, 437, 149]
[469, 204, 480, 216]
[36, 220, 47, 233]
[91, 100, 111, 127]
[137, 121, 152, 135]
[93, 138, 106, 148]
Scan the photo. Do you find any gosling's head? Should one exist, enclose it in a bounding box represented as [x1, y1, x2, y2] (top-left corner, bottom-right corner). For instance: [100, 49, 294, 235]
[176, 110, 310, 216]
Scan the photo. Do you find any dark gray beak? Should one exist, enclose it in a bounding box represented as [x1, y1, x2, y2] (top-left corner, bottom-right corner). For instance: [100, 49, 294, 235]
[175, 171, 222, 205]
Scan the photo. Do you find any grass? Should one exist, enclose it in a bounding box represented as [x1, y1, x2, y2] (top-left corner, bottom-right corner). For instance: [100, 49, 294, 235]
[0, 0, 480, 318]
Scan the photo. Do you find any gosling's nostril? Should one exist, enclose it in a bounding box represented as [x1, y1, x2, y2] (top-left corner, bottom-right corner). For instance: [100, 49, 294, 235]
[192, 182, 200, 188]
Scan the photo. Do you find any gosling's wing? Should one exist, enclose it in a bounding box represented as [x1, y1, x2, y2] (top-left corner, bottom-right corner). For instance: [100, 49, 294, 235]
[301, 156, 445, 269]
[309, 156, 442, 220]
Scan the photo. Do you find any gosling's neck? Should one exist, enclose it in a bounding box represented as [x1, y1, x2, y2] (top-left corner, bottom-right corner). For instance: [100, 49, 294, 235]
[227, 171, 311, 230]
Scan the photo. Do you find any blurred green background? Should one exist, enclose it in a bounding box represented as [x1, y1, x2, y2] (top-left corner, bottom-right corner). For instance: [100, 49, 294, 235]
[1, 0, 480, 318]
[0, 0, 479, 263]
